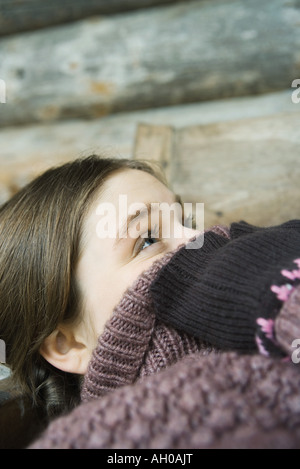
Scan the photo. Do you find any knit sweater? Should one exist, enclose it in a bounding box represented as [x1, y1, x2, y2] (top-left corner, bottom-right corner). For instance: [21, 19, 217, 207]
[30, 350, 300, 449]
[150, 219, 300, 356]
[81, 224, 229, 401]
[30, 224, 300, 449]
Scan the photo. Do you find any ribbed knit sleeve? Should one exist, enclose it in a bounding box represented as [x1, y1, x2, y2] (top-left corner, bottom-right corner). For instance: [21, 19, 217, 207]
[150, 221, 300, 356]
[81, 247, 208, 402]
[81, 224, 230, 402]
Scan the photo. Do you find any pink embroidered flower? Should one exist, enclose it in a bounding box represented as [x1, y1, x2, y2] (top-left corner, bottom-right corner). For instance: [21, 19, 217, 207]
[271, 284, 293, 302]
[255, 335, 269, 356]
[281, 269, 300, 281]
[256, 318, 275, 340]
[281, 259, 300, 281]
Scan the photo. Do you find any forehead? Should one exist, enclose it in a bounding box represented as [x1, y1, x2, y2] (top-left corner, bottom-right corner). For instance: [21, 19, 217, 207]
[98, 168, 174, 204]
[82, 168, 176, 236]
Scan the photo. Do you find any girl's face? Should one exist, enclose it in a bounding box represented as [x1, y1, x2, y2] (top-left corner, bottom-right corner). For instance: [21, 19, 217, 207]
[76, 169, 201, 350]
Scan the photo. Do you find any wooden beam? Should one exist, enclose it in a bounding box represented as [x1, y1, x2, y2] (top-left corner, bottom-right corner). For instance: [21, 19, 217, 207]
[133, 113, 300, 229]
[0, 0, 185, 36]
[0, 91, 298, 206]
[0, 0, 299, 127]
[133, 123, 175, 182]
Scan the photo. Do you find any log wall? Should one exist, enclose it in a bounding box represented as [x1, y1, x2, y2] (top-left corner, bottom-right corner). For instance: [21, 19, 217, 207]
[0, 0, 299, 127]
[134, 112, 300, 228]
[0, 0, 185, 36]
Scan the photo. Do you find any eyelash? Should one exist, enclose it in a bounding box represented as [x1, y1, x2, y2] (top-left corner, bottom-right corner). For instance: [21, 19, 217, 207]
[135, 213, 196, 255]
[136, 225, 160, 254]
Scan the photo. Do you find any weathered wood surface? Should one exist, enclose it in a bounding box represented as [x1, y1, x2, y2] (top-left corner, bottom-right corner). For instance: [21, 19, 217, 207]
[0, 0, 185, 36]
[134, 113, 300, 229]
[0, 0, 299, 127]
[134, 124, 174, 182]
[0, 90, 297, 205]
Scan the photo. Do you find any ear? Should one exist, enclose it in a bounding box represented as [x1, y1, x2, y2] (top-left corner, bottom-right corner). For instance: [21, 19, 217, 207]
[40, 327, 91, 375]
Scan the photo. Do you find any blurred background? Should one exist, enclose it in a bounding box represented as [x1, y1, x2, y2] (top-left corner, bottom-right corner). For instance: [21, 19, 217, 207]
[0, 0, 300, 228]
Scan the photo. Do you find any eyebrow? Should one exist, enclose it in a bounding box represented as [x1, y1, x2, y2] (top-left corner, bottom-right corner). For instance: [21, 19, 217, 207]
[114, 202, 153, 248]
[114, 193, 182, 248]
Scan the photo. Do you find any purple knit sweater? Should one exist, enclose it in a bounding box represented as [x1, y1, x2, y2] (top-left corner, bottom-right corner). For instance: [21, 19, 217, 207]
[29, 225, 300, 449]
[30, 351, 300, 449]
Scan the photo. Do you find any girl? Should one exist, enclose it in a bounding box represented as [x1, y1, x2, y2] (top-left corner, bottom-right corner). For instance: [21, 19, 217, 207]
[1, 155, 300, 449]
[0, 155, 201, 430]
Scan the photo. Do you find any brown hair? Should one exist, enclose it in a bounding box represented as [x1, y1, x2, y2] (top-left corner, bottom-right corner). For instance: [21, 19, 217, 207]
[0, 155, 166, 422]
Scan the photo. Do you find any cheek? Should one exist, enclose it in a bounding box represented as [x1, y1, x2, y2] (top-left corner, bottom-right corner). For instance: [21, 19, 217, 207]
[104, 263, 148, 312]
[120, 254, 164, 289]
[85, 253, 165, 339]
[89, 270, 136, 337]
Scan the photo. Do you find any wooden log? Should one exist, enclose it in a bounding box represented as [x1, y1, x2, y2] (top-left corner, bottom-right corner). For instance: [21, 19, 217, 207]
[0, 90, 298, 205]
[133, 124, 174, 182]
[133, 112, 300, 229]
[0, 0, 300, 127]
[0, 0, 184, 36]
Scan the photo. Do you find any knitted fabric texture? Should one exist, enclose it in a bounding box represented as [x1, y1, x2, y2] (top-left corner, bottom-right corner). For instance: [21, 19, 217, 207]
[150, 220, 300, 356]
[81, 225, 229, 402]
[29, 226, 300, 449]
[30, 352, 300, 449]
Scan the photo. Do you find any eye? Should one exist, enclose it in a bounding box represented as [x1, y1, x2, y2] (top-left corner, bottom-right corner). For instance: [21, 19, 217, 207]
[135, 225, 161, 255]
[139, 233, 160, 251]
